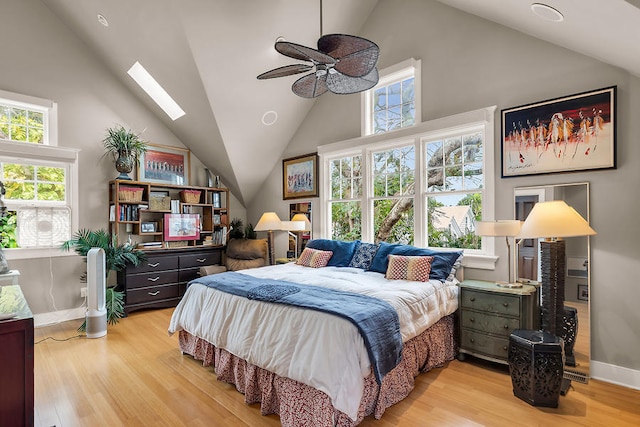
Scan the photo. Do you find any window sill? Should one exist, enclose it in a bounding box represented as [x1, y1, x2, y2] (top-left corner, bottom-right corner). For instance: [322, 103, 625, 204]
[3, 248, 77, 261]
[461, 253, 498, 270]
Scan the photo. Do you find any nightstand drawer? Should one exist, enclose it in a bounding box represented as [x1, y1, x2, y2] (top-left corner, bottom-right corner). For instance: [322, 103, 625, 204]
[461, 289, 520, 317]
[126, 283, 181, 305]
[460, 311, 521, 337]
[460, 329, 510, 360]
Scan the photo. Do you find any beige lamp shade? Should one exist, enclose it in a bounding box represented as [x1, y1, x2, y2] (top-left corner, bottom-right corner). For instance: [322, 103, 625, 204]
[475, 220, 522, 237]
[281, 220, 305, 231]
[290, 213, 311, 231]
[254, 212, 282, 231]
[517, 200, 596, 239]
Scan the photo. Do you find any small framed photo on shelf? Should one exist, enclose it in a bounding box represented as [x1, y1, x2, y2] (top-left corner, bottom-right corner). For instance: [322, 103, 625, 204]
[140, 222, 157, 233]
[138, 143, 191, 185]
[213, 214, 221, 225]
[577, 284, 589, 301]
[163, 214, 200, 241]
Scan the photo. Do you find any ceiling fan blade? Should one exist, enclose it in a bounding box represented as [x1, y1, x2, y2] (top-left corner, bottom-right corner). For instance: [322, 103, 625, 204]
[275, 41, 335, 65]
[257, 64, 313, 79]
[326, 67, 379, 95]
[292, 73, 329, 98]
[318, 34, 380, 77]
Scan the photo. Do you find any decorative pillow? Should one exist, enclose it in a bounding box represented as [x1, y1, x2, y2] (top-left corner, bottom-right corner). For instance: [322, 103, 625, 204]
[389, 246, 463, 282]
[296, 247, 333, 268]
[348, 242, 379, 270]
[305, 239, 358, 267]
[385, 255, 434, 282]
[368, 242, 399, 274]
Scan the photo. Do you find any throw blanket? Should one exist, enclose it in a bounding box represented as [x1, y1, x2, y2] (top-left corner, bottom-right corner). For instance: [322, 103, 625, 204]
[194, 271, 402, 383]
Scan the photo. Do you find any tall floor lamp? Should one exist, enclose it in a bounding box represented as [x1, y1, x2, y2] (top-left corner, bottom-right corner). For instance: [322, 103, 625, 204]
[254, 212, 282, 265]
[476, 220, 523, 288]
[517, 200, 596, 337]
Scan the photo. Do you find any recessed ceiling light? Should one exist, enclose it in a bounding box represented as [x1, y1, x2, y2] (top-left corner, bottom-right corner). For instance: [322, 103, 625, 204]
[127, 61, 186, 121]
[97, 14, 109, 27]
[262, 111, 278, 126]
[530, 3, 564, 22]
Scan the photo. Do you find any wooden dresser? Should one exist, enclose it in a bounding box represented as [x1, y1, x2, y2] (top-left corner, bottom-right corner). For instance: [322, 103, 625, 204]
[0, 284, 34, 427]
[458, 279, 539, 364]
[117, 247, 222, 314]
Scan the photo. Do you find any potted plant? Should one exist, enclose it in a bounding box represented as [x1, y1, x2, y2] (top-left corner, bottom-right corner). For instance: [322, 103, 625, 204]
[102, 125, 147, 180]
[61, 228, 146, 332]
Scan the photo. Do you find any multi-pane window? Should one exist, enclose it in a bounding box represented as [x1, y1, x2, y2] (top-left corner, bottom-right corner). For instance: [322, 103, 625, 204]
[372, 78, 415, 134]
[0, 91, 75, 253]
[425, 132, 484, 249]
[322, 105, 494, 257]
[372, 145, 415, 244]
[362, 58, 421, 136]
[0, 103, 47, 144]
[329, 155, 362, 241]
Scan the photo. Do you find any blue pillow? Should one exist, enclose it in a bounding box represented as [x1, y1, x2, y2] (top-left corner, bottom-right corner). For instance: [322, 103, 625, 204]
[348, 242, 379, 270]
[305, 239, 359, 267]
[368, 242, 399, 274]
[389, 246, 463, 281]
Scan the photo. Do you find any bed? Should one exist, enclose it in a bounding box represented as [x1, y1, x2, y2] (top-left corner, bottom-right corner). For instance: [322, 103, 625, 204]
[168, 240, 462, 426]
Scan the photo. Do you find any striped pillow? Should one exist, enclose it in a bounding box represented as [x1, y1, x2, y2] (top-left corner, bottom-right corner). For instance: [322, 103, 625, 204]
[296, 247, 333, 268]
[385, 254, 434, 282]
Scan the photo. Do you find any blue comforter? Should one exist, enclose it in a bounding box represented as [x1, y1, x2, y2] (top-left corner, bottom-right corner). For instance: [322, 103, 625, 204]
[193, 271, 402, 383]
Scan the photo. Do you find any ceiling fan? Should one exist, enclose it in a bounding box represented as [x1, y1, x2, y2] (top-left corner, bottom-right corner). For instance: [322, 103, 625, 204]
[257, 1, 380, 98]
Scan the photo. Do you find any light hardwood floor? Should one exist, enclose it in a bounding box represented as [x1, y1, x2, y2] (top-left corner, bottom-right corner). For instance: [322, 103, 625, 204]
[34, 308, 640, 426]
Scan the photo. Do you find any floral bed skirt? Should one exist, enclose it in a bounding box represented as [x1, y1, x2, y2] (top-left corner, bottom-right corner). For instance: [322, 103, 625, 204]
[178, 314, 456, 426]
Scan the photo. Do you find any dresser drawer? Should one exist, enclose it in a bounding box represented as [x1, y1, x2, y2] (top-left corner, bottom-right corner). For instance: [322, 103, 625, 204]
[460, 329, 510, 360]
[178, 267, 201, 283]
[460, 310, 521, 337]
[125, 270, 179, 289]
[179, 251, 221, 269]
[460, 289, 520, 317]
[126, 283, 181, 305]
[128, 256, 179, 273]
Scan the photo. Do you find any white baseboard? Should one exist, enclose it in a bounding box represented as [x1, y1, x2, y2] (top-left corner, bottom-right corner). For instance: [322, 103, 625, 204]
[34, 307, 85, 328]
[591, 360, 640, 391]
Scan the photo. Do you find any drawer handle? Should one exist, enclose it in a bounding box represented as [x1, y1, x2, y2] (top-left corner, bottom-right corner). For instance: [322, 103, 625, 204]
[504, 324, 509, 329]
[147, 276, 160, 282]
[503, 346, 508, 351]
[196, 258, 207, 263]
[148, 290, 160, 296]
[469, 318, 475, 322]
[469, 297, 476, 302]
[470, 338, 475, 343]
[148, 262, 160, 268]
[503, 302, 509, 307]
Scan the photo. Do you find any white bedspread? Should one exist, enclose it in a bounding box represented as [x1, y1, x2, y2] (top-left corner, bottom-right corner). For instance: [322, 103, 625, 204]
[168, 263, 459, 421]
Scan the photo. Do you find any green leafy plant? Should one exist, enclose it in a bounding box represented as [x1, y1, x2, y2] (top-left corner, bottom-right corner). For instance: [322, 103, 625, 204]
[61, 229, 146, 332]
[244, 223, 257, 239]
[229, 218, 244, 239]
[102, 125, 148, 162]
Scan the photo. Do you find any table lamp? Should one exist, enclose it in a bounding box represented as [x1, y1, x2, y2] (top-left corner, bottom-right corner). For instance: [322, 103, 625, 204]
[280, 220, 305, 258]
[517, 200, 596, 337]
[254, 212, 282, 265]
[475, 220, 523, 288]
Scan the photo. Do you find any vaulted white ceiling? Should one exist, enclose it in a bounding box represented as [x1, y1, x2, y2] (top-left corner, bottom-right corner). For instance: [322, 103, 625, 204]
[43, 0, 640, 207]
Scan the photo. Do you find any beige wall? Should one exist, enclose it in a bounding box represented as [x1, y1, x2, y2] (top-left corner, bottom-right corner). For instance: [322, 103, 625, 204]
[249, 0, 640, 374]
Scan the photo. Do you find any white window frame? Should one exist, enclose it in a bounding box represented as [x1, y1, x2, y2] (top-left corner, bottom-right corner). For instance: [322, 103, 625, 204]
[361, 58, 422, 136]
[320, 106, 497, 269]
[0, 90, 78, 260]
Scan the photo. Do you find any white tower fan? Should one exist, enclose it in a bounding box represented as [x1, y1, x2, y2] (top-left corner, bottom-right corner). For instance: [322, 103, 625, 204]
[86, 247, 107, 338]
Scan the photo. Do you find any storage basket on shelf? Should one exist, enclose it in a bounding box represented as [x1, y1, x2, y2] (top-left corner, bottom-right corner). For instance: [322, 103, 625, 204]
[180, 190, 201, 204]
[149, 195, 171, 211]
[118, 187, 144, 202]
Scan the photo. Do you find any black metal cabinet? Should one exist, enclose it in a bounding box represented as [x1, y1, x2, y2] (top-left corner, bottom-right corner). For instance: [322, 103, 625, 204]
[458, 279, 539, 364]
[117, 247, 222, 314]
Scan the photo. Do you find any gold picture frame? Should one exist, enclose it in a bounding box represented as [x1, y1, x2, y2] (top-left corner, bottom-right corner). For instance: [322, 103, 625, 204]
[138, 144, 190, 185]
[282, 153, 318, 200]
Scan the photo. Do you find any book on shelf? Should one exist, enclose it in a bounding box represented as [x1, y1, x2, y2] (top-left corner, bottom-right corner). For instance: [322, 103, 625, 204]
[170, 199, 180, 213]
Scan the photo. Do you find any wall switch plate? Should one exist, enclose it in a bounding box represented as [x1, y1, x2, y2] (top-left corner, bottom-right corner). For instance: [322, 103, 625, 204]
[80, 287, 87, 298]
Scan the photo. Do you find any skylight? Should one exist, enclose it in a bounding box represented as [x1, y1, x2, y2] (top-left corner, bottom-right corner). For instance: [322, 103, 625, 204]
[127, 61, 185, 120]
